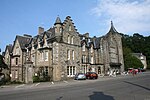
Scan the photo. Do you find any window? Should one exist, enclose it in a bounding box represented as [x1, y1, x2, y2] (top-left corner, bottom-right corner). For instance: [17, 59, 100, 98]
[67, 35, 70, 44]
[73, 66, 75, 75]
[45, 51, 48, 61]
[15, 70, 18, 78]
[69, 25, 71, 31]
[91, 45, 93, 53]
[91, 56, 94, 64]
[67, 66, 70, 75]
[67, 66, 76, 77]
[72, 50, 74, 60]
[70, 66, 72, 75]
[32, 55, 35, 63]
[82, 55, 86, 63]
[83, 65, 88, 73]
[45, 66, 48, 76]
[16, 58, 18, 65]
[60, 27, 62, 33]
[82, 43, 85, 51]
[67, 50, 70, 60]
[71, 36, 74, 44]
[41, 52, 44, 61]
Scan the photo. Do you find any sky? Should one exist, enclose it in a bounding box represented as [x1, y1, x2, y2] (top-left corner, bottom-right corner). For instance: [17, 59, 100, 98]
[0, 0, 150, 52]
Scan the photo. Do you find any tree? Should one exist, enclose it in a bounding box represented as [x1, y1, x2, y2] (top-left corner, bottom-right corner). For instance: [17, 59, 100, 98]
[0, 55, 8, 72]
[122, 33, 150, 69]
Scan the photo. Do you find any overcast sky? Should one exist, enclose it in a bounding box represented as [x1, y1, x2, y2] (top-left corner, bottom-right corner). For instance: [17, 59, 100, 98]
[0, 0, 150, 52]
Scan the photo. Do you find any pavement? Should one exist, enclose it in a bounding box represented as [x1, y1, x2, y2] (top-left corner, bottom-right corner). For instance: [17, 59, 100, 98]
[0, 72, 148, 92]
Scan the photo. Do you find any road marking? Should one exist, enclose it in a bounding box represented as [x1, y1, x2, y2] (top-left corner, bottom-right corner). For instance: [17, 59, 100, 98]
[63, 81, 68, 83]
[30, 84, 35, 88]
[15, 84, 25, 88]
[35, 83, 40, 86]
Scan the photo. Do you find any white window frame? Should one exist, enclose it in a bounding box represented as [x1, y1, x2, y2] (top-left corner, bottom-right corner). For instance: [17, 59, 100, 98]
[67, 50, 70, 60]
[72, 50, 74, 60]
[67, 35, 70, 44]
[91, 45, 93, 53]
[91, 56, 94, 64]
[82, 43, 85, 51]
[71, 36, 74, 44]
[45, 51, 48, 61]
[67, 66, 76, 77]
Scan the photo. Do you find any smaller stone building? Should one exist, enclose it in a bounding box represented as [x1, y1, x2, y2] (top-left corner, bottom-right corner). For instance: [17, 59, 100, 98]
[132, 53, 147, 69]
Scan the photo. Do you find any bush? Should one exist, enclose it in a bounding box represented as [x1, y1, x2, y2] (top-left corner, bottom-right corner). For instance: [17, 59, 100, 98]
[11, 80, 23, 84]
[33, 76, 40, 83]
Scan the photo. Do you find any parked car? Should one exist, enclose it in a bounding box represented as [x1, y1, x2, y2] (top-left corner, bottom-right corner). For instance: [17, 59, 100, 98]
[74, 73, 86, 80]
[86, 72, 98, 79]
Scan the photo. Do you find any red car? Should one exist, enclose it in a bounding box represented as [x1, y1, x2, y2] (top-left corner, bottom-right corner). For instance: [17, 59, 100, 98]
[86, 72, 98, 79]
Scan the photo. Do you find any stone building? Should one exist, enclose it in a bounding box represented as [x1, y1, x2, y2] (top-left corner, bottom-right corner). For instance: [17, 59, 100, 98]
[4, 16, 124, 82]
[132, 53, 147, 69]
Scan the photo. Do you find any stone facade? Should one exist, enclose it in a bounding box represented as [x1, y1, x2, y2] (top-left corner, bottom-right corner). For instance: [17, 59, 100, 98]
[4, 16, 124, 82]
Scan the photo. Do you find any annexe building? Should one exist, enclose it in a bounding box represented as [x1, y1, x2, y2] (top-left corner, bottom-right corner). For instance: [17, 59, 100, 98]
[4, 16, 124, 83]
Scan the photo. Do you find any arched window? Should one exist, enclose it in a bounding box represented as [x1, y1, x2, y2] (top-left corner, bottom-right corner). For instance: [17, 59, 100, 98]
[67, 35, 70, 44]
[91, 45, 93, 53]
[60, 27, 62, 33]
[71, 36, 74, 44]
[72, 50, 74, 60]
[82, 43, 85, 51]
[69, 25, 71, 31]
[67, 50, 70, 60]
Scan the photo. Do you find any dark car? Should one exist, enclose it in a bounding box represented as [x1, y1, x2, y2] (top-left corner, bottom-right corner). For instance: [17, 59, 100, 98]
[86, 72, 98, 79]
[74, 73, 86, 80]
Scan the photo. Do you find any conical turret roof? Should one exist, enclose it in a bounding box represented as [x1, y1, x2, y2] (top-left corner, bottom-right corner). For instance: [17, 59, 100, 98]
[109, 21, 118, 33]
[54, 16, 62, 25]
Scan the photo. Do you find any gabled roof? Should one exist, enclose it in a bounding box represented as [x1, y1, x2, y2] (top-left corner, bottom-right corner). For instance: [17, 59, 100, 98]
[4, 44, 13, 55]
[14, 35, 32, 51]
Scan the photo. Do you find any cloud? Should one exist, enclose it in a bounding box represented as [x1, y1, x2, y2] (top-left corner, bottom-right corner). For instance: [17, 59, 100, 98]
[91, 0, 150, 35]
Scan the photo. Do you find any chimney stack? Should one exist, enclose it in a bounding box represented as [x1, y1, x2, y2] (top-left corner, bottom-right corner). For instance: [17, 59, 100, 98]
[38, 27, 44, 35]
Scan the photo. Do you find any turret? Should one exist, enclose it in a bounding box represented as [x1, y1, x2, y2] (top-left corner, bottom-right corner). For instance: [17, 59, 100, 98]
[109, 21, 118, 33]
[54, 16, 63, 34]
[54, 16, 63, 42]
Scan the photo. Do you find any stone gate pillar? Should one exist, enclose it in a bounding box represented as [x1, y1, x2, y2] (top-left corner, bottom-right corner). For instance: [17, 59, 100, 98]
[24, 61, 34, 83]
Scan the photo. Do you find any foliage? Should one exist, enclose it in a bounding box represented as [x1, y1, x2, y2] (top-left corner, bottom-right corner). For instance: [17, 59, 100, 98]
[33, 76, 40, 83]
[0, 55, 8, 72]
[121, 33, 150, 69]
[33, 74, 50, 83]
[123, 47, 144, 70]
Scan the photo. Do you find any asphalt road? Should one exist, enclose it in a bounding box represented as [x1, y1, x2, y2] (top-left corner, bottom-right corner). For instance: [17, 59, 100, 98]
[0, 72, 150, 100]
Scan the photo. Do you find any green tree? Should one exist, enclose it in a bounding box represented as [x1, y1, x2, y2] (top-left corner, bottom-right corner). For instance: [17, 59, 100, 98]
[0, 55, 8, 72]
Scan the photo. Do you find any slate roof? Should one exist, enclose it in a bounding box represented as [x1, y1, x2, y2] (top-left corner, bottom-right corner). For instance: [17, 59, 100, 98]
[54, 16, 62, 25]
[4, 44, 13, 55]
[16, 35, 32, 50]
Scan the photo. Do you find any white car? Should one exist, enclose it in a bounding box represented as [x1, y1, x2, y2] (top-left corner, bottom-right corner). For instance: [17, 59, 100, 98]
[74, 73, 86, 80]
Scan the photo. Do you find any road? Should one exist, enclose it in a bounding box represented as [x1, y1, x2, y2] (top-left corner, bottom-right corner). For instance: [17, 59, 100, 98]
[0, 72, 150, 100]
